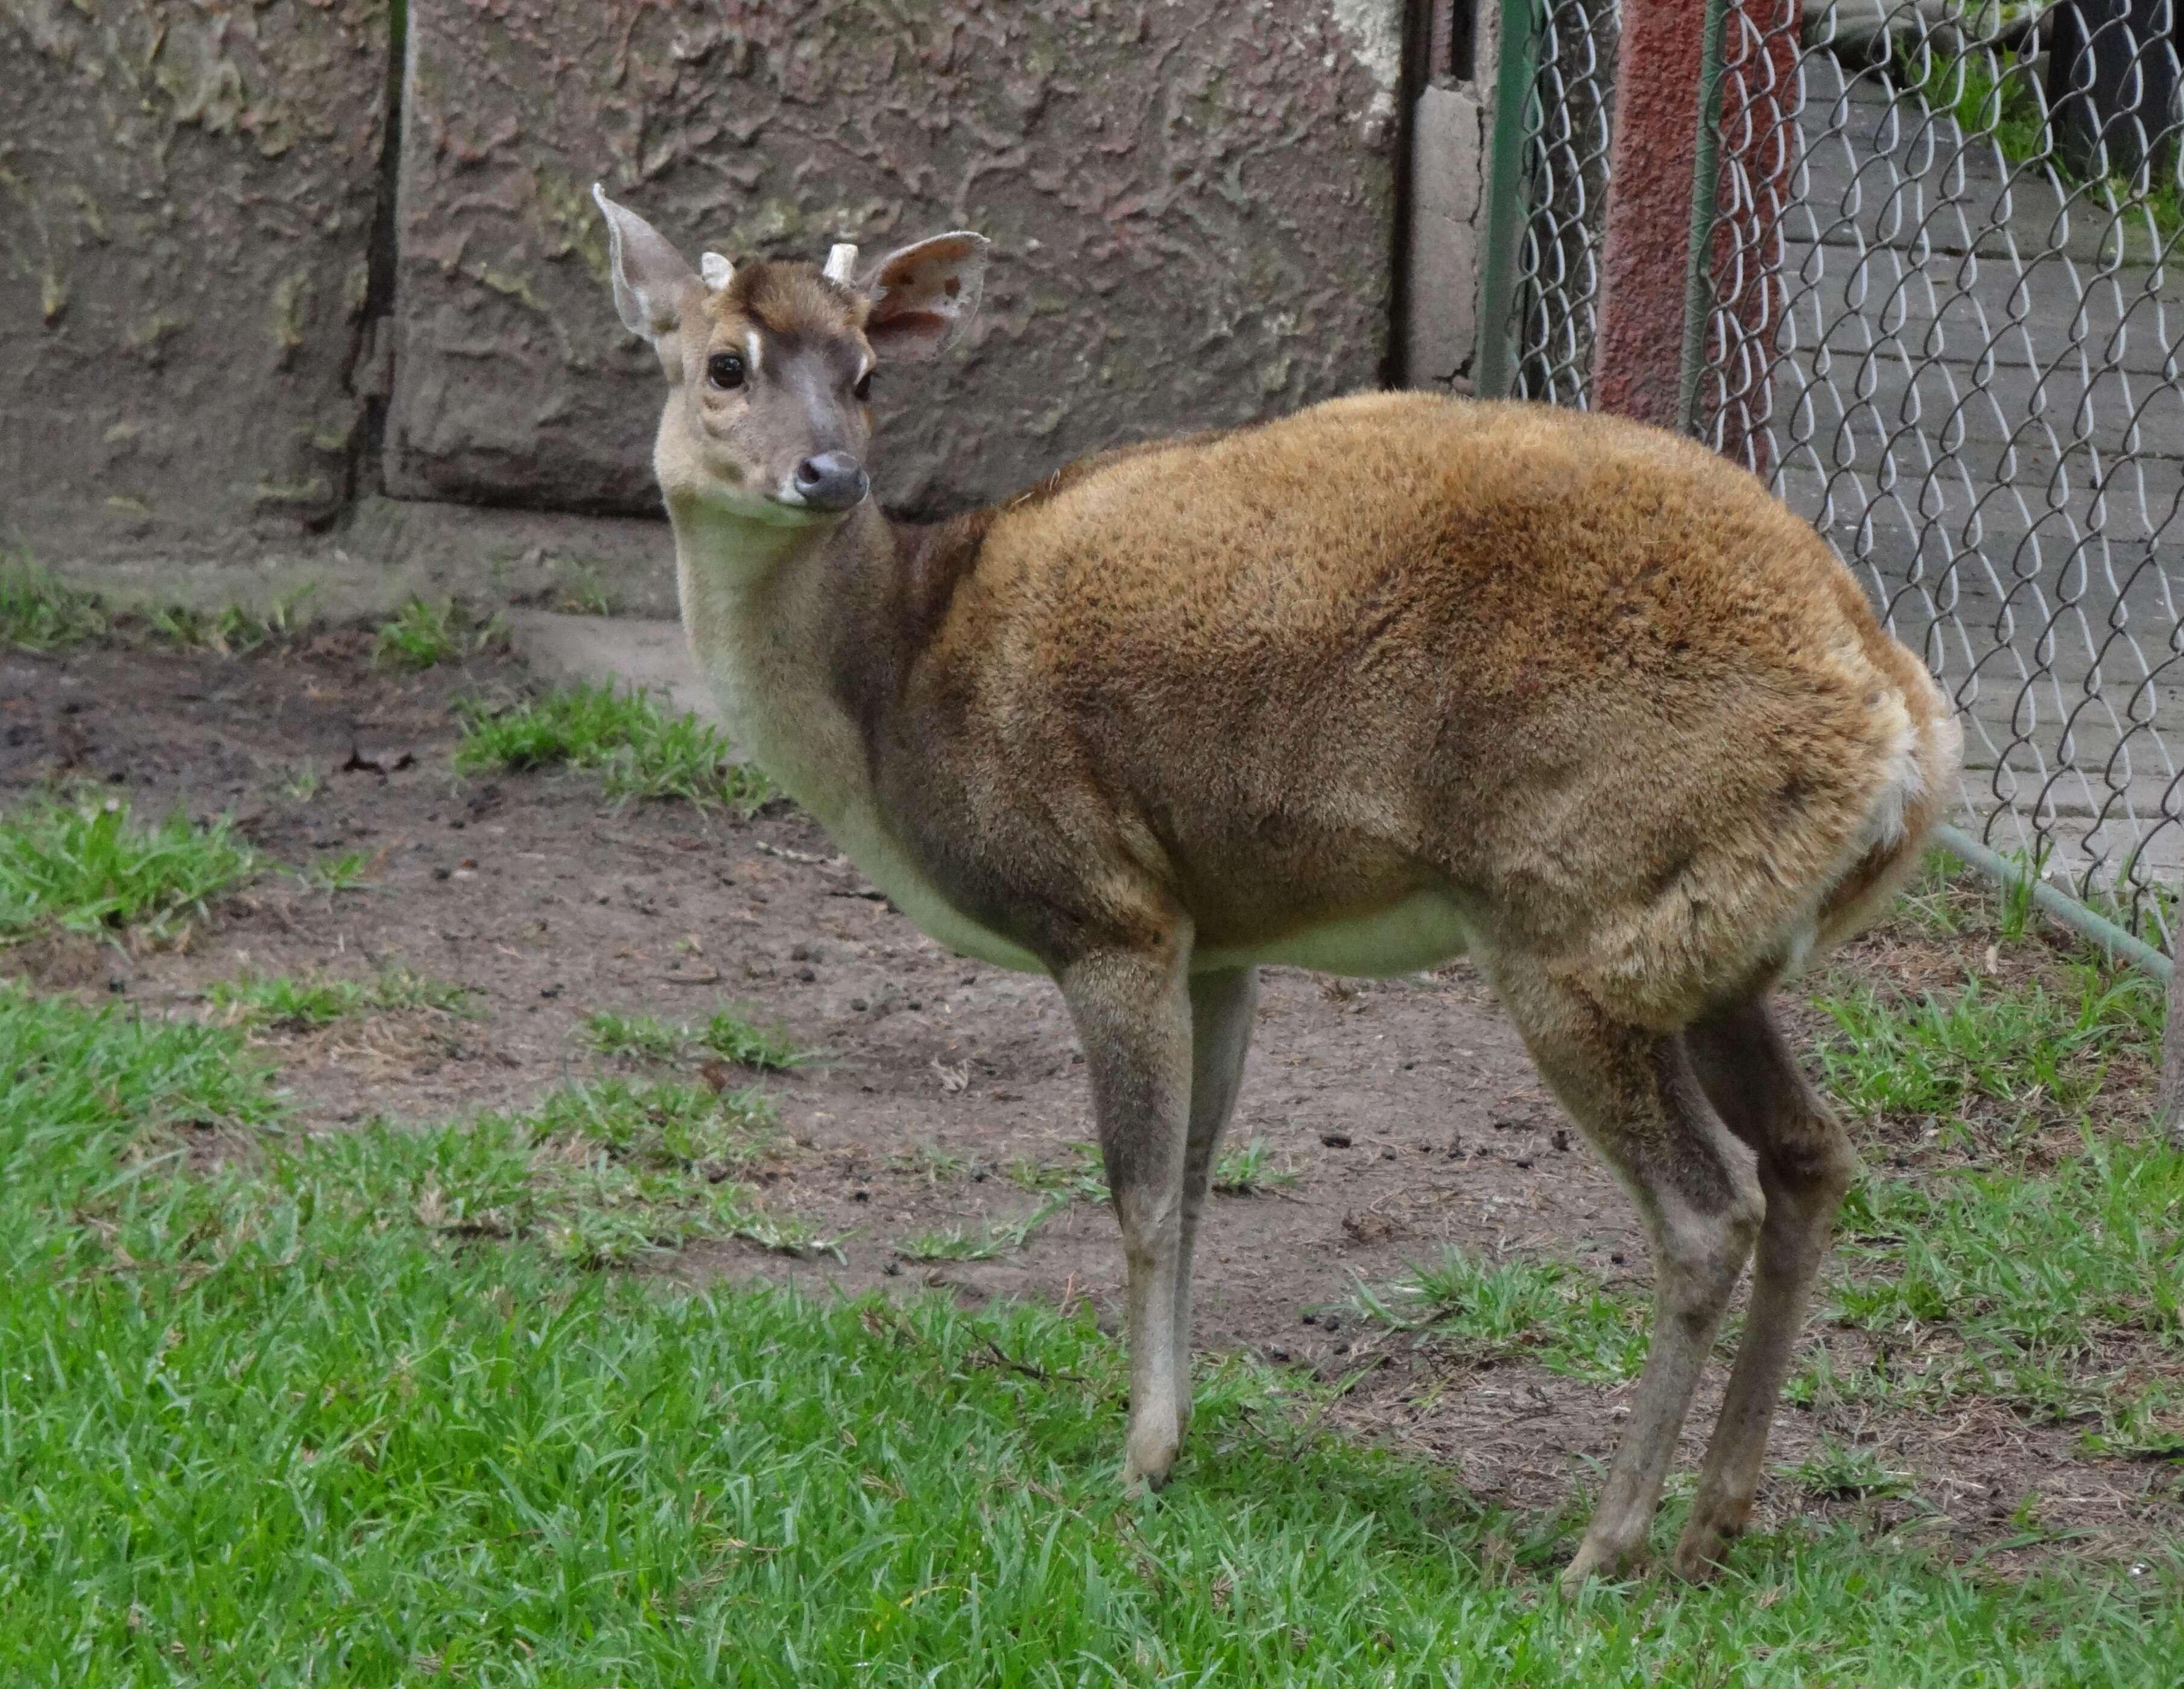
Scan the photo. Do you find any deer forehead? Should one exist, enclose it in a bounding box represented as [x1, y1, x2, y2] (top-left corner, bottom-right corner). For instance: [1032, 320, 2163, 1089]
[697, 262, 869, 352]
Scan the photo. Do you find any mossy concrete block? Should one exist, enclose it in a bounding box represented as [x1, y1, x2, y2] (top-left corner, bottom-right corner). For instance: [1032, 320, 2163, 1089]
[384, 0, 1402, 517]
[0, 0, 392, 560]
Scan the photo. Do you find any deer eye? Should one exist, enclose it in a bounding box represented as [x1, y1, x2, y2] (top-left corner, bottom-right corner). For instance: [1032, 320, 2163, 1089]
[706, 352, 745, 390]
[852, 370, 873, 402]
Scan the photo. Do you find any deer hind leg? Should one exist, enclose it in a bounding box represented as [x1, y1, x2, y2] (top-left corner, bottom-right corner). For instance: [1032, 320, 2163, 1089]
[1172, 967, 1259, 1448]
[1671, 993, 1856, 1580]
[1484, 956, 1764, 1593]
[1057, 946, 1194, 1491]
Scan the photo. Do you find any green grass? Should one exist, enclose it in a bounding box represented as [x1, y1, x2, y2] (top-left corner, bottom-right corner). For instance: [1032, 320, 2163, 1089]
[1810, 961, 2159, 1122]
[0, 555, 110, 649]
[1901, 39, 2051, 185]
[584, 1009, 687, 1062]
[901, 1198, 1065, 1263]
[1788, 911, 2184, 1448]
[545, 566, 622, 617]
[518, 1076, 777, 1165]
[295, 846, 377, 897]
[1, 555, 307, 655]
[1362, 1249, 1651, 1383]
[4, 981, 2184, 1682]
[1893, 848, 1980, 938]
[1901, 34, 2184, 245]
[455, 683, 773, 809]
[2, 977, 285, 1146]
[273, 760, 324, 803]
[373, 595, 507, 671]
[1823, 1137, 2184, 1450]
[139, 596, 308, 657]
[1995, 841, 2050, 944]
[1788, 1442, 1917, 1503]
[1212, 1135, 1298, 1195]
[483, 1078, 820, 1268]
[0, 795, 259, 944]
[697, 1006, 814, 1071]
[585, 1007, 817, 1071]
[1359, 951, 2183, 1445]
[206, 968, 476, 1031]
[1892, 843, 2161, 952]
[1007, 1141, 1112, 1204]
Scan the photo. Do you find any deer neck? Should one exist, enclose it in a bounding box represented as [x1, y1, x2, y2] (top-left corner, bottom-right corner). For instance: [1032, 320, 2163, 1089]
[667, 494, 893, 829]
[667, 493, 1040, 973]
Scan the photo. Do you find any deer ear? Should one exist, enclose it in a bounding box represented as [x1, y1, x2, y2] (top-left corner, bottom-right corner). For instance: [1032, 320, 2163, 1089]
[593, 185, 703, 374]
[863, 232, 990, 362]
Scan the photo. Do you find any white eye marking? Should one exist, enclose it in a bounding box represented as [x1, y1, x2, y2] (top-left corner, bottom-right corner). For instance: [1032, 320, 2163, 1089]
[700, 251, 733, 291]
[744, 330, 763, 374]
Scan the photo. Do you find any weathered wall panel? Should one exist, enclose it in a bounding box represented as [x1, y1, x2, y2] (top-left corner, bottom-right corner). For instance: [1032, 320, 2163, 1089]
[385, 0, 1403, 517]
[0, 0, 391, 559]
[1405, 80, 1484, 389]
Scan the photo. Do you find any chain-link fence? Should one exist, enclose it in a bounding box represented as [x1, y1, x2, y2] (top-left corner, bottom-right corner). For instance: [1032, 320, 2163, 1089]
[1489, 0, 2184, 950]
[1505, 0, 1622, 403]
[1701, 0, 2184, 947]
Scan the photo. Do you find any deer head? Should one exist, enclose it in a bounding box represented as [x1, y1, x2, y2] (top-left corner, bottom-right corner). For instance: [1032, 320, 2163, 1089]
[592, 186, 989, 528]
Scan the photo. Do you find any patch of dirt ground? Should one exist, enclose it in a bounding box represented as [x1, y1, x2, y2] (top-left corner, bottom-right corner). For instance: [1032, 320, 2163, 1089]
[8, 637, 2181, 1571]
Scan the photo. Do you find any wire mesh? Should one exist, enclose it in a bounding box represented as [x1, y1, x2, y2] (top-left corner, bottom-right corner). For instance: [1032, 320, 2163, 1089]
[1699, 0, 2184, 946]
[1509, 0, 1622, 403]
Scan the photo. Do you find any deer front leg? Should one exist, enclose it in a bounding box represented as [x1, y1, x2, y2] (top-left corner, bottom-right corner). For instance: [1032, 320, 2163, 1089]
[1058, 945, 1194, 1491]
[1174, 967, 1259, 1448]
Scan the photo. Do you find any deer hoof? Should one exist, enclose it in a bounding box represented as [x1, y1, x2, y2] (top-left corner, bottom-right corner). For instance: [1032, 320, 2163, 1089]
[1122, 1430, 1179, 1494]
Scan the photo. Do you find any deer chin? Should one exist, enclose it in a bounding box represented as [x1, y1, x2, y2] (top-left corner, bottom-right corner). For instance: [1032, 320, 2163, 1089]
[752, 490, 849, 528]
[674, 475, 843, 531]
[766, 474, 867, 519]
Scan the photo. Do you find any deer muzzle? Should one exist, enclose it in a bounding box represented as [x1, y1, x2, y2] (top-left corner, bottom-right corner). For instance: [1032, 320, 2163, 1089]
[791, 450, 870, 513]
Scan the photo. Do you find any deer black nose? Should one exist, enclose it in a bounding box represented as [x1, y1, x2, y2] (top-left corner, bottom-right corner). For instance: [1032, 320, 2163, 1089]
[793, 451, 868, 512]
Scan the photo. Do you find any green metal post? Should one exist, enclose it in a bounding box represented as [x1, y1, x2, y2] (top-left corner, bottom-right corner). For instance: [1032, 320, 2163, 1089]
[1676, 0, 1732, 437]
[1474, 0, 1539, 400]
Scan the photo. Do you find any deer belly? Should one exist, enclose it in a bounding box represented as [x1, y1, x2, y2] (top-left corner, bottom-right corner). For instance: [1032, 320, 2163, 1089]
[834, 826, 1046, 974]
[826, 794, 1467, 980]
[1195, 892, 1472, 977]
[897, 893, 1045, 973]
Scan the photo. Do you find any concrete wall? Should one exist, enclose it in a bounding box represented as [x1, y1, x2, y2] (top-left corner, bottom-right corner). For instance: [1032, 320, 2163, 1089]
[1405, 81, 1486, 389]
[1, 1, 1455, 566]
[1404, 1, 1491, 391]
[382, 0, 1406, 519]
[0, 0, 393, 559]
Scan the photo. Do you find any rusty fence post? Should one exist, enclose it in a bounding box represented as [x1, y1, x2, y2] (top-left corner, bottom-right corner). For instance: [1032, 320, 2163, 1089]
[1699, 0, 1799, 470]
[1593, 0, 1714, 427]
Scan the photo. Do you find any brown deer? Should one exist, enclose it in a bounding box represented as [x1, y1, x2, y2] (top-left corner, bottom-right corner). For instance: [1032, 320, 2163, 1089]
[589, 186, 1959, 1588]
